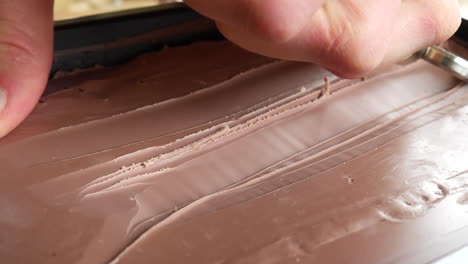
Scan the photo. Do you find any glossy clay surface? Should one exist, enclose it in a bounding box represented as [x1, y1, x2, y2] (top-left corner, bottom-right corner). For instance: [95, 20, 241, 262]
[1, 41, 468, 264]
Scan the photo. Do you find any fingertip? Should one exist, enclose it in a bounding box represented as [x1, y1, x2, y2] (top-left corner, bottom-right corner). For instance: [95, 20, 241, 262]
[0, 47, 51, 139]
[0, 74, 49, 138]
[0, 0, 53, 138]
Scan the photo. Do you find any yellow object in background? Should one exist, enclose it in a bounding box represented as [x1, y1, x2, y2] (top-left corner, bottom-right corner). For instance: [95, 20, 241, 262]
[54, 0, 173, 20]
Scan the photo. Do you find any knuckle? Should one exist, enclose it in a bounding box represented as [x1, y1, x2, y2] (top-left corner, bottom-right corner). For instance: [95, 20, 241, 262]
[421, 1, 461, 45]
[247, 16, 297, 43]
[319, 21, 381, 77]
[244, 1, 300, 43]
[333, 49, 380, 77]
[0, 18, 36, 64]
[420, 12, 444, 44]
[310, 5, 383, 76]
[261, 23, 295, 43]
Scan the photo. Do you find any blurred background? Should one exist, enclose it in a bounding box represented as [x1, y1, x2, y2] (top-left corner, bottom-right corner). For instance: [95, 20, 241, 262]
[54, 0, 179, 20]
[55, 0, 468, 21]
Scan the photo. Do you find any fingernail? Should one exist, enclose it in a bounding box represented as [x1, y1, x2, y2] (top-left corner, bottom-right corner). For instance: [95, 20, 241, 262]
[0, 87, 7, 113]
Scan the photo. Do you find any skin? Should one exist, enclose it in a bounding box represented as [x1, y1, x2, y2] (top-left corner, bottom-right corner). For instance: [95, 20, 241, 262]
[0, 0, 461, 138]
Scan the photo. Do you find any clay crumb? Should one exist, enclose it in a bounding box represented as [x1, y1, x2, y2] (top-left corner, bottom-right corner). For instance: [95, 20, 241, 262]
[142, 161, 154, 168]
[319, 77, 331, 99]
[344, 175, 355, 184]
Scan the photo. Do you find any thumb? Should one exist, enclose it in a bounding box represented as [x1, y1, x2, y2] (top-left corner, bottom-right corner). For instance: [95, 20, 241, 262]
[0, 0, 54, 138]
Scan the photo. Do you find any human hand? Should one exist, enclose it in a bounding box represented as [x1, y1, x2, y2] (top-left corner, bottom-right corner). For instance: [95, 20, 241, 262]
[185, 0, 461, 77]
[0, 1, 461, 138]
[0, 0, 54, 138]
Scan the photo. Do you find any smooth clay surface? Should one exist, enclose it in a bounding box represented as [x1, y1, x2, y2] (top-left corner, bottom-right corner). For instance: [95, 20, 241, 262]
[1, 41, 468, 264]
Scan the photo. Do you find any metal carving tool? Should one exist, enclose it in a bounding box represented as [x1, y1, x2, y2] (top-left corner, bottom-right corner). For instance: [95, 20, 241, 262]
[404, 2, 468, 81]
